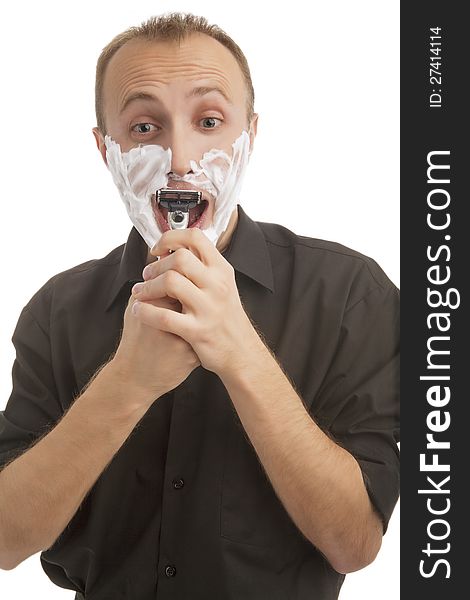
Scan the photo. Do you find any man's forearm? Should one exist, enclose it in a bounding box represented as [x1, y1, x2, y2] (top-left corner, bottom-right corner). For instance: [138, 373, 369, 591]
[0, 362, 152, 571]
[218, 333, 383, 575]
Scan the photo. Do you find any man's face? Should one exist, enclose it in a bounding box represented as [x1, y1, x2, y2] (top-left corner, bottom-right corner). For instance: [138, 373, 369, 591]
[93, 33, 258, 248]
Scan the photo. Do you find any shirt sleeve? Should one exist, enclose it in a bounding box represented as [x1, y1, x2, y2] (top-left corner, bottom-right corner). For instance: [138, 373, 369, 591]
[313, 279, 400, 534]
[0, 305, 62, 471]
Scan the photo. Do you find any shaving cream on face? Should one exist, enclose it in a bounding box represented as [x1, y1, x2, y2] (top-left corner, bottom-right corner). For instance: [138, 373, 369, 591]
[104, 130, 251, 248]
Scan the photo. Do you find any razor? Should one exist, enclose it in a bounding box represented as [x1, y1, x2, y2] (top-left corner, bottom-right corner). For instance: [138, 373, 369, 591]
[157, 188, 202, 230]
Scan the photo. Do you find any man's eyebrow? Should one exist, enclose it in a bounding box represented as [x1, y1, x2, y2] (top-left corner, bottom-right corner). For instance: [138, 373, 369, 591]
[119, 91, 161, 114]
[119, 86, 233, 115]
[187, 86, 233, 104]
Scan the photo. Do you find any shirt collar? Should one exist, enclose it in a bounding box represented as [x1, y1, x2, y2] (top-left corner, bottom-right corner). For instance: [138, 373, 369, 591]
[105, 204, 274, 311]
[222, 204, 275, 294]
[105, 227, 149, 311]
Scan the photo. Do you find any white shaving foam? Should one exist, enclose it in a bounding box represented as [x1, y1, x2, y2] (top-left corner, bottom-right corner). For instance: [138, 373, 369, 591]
[105, 130, 251, 248]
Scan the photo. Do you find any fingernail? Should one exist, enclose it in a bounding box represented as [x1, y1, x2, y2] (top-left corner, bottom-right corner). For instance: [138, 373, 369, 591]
[142, 265, 152, 280]
[132, 282, 144, 295]
[132, 300, 140, 315]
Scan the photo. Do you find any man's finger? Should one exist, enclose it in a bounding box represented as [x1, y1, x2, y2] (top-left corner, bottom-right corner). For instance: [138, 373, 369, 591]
[132, 270, 204, 313]
[127, 292, 181, 311]
[132, 301, 193, 339]
[151, 227, 220, 267]
[143, 247, 211, 289]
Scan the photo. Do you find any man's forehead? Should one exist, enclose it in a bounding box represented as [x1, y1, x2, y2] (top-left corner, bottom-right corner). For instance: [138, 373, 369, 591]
[104, 34, 245, 93]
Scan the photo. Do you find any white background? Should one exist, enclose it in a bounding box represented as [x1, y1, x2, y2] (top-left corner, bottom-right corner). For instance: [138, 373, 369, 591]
[0, 1, 399, 598]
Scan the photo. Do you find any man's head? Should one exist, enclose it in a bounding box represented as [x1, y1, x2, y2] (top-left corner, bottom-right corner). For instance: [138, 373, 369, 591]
[92, 13, 258, 252]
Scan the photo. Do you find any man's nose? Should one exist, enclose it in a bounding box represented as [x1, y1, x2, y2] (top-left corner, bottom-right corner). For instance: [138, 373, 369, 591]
[168, 131, 194, 176]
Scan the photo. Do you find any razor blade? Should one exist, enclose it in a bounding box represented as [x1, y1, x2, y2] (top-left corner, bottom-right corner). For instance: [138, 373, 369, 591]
[157, 188, 202, 230]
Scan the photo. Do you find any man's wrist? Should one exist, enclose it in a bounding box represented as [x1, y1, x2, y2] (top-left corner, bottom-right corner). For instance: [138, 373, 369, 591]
[88, 359, 165, 417]
[216, 321, 270, 383]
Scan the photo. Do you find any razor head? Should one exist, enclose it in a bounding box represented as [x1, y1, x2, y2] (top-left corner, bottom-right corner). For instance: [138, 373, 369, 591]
[156, 188, 203, 230]
[157, 188, 202, 212]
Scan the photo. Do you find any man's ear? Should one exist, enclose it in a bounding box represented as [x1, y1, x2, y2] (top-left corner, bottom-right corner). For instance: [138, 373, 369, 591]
[92, 127, 108, 167]
[248, 113, 258, 156]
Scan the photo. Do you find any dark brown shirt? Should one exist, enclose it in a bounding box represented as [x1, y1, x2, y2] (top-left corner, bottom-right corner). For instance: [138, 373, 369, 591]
[0, 204, 400, 599]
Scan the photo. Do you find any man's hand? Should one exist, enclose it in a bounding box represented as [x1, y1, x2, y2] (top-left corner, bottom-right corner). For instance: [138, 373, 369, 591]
[131, 228, 260, 376]
[110, 292, 201, 407]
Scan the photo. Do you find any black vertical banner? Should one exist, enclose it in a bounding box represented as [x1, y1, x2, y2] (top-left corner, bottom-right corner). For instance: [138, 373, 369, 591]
[401, 2, 467, 597]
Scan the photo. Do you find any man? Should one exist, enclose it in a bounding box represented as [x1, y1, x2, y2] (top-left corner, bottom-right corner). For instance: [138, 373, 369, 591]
[0, 12, 399, 600]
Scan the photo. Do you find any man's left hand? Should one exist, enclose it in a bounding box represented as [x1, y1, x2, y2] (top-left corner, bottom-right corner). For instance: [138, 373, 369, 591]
[131, 228, 261, 376]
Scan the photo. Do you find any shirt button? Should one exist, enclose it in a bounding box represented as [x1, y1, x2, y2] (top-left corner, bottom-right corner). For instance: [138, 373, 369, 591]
[172, 478, 185, 489]
[165, 564, 177, 577]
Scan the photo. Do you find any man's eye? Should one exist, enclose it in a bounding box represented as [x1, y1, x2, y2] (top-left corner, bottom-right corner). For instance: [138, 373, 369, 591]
[199, 117, 222, 129]
[132, 123, 158, 134]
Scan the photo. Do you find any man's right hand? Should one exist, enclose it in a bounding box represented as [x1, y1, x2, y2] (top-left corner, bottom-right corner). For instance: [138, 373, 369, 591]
[107, 292, 201, 408]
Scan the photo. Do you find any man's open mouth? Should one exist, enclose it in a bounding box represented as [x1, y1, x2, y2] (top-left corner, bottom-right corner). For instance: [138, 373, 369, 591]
[153, 192, 209, 231]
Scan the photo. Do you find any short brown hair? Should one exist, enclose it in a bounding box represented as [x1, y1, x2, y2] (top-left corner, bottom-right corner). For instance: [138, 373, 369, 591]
[95, 12, 255, 134]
